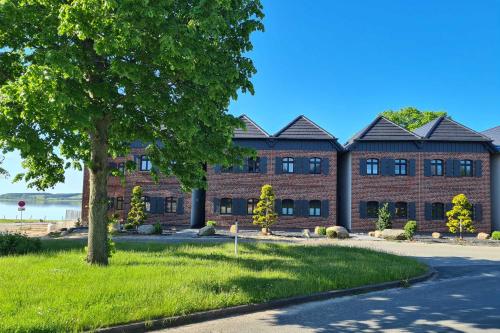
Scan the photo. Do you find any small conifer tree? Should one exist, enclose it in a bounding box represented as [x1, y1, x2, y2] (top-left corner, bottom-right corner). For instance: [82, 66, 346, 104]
[376, 203, 392, 231]
[253, 184, 278, 234]
[446, 194, 475, 239]
[127, 186, 147, 227]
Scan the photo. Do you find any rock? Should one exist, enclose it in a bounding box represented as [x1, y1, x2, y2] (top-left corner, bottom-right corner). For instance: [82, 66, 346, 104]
[198, 225, 216, 236]
[381, 229, 406, 240]
[328, 226, 349, 239]
[302, 229, 311, 238]
[229, 224, 238, 233]
[374, 230, 383, 238]
[137, 224, 155, 235]
[47, 223, 56, 233]
[368, 231, 376, 237]
[60, 230, 69, 236]
[432, 232, 442, 239]
[477, 232, 490, 240]
[261, 228, 272, 235]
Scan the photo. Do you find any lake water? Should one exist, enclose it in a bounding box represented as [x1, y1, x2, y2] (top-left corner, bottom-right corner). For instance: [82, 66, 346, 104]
[0, 200, 81, 221]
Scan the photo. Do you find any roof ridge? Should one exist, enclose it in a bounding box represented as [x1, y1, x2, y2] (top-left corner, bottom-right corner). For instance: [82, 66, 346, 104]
[423, 116, 444, 138]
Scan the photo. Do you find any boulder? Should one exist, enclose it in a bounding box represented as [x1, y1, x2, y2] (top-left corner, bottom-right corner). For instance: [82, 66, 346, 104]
[137, 224, 155, 235]
[381, 229, 406, 240]
[368, 231, 376, 237]
[198, 225, 216, 236]
[261, 228, 272, 236]
[432, 232, 442, 239]
[302, 229, 311, 238]
[477, 232, 490, 240]
[328, 226, 349, 239]
[229, 224, 238, 233]
[374, 230, 383, 238]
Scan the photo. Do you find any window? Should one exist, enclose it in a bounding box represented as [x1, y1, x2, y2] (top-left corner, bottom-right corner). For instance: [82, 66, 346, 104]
[140, 155, 151, 171]
[282, 199, 294, 216]
[367, 201, 379, 218]
[395, 159, 407, 176]
[221, 165, 233, 173]
[165, 197, 177, 213]
[309, 200, 321, 216]
[460, 160, 473, 177]
[282, 157, 294, 173]
[432, 203, 445, 220]
[142, 196, 151, 212]
[117, 162, 125, 174]
[248, 157, 261, 173]
[309, 158, 322, 174]
[247, 198, 258, 215]
[220, 198, 232, 215]
[431, 159, 443, 176]
[395, 202, 408, 219]
[116, 197, 124, 210]
[366, 159, 379, 175]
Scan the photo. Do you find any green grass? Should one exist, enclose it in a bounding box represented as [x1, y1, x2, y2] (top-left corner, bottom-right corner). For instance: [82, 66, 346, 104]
[0, 240, 427, 332]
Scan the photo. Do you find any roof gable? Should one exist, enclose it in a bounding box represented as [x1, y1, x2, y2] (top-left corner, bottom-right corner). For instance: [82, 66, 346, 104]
[274, 115, 335, 140]
[348, 116, 421, 143]
[482, 125, 500, 147]
[233, 115, 269, 139]
[414, 117, 491, 142]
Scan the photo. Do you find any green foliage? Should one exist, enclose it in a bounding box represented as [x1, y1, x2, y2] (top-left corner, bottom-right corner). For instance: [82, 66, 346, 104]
[124, 223, 135, 231]
[326, 228, 337, 239]
[380, 107, 447, 131]
[491, 231, 500, 240]
[206, 221, 217, 227]
[446, 194, 475, 238]
[127, 186, 147, 227]
[376, 203, 392, 231]
[315, 226, 326, 236]
[252, 184, 278, 232]
[404, 220, 418, 240]
[0, 155, 9, 178]
[153, 222, 162, 235]
[0, 233, 41, 256]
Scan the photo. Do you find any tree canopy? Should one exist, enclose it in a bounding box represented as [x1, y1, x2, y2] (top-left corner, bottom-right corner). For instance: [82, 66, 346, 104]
[0, 0, 264, 264]
[380, 107, 447, 131]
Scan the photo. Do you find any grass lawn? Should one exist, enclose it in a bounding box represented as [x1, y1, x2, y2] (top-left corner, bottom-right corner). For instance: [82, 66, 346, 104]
[0, 240, 427, 332]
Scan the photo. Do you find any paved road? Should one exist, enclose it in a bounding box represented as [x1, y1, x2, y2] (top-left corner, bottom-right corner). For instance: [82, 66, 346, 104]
[158, 241, 500, 333]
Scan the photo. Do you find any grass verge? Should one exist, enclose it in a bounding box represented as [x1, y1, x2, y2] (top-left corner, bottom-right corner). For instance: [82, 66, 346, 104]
[0, 240, 427, 332]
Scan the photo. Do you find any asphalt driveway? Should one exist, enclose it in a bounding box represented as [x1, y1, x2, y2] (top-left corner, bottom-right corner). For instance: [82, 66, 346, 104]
[158, 240, 500, 333]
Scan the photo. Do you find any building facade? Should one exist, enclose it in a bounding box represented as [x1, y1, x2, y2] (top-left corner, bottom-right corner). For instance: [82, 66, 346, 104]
[340, 116, 493, 232]
[482, 126, 500, 232]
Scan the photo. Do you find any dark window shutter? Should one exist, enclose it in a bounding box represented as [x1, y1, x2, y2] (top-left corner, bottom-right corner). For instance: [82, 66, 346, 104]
[260, 157, 268, 174]
[425, 202, 432, 220]
[322, 158, 329, 175]
[381, 158, 391, 176]
[298, 200, 308, 216]
[213, 198, 220, 213]
[321, 200, 329, 218]
[294, 157, 303, 174]
[303, 158, 310, 174]
[473, 204, 482, 221]
[359, 159, 367, 176]
[453, 160, 461, 177]
[108, 162, 117, 169]
[409, 159, 416, 176]
[236, 198, 246, 216]
[133, 155, 140, 170]
[389, 159, 395, 176]
[445, 160, 454, 177]
[149, 197, 157, 213]
[424, 160, 431, 176]
[243, 159, 249, 173]
[275, 157, 282, 174]
[409, 202, 416, 220]
[445, 203, 453, 214]
[214, 165, 221, 174]
[387, 202, 395, 217]
[275, 199, 282, 216]
[359, 201, 367, 218]
[475, 160, 482, 177]
[176, 197, 184, 215]
[156, 197, 165, 214]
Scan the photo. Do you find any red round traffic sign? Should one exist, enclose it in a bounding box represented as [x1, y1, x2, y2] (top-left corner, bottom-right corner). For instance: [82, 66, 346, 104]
[18, 200, 25, 208]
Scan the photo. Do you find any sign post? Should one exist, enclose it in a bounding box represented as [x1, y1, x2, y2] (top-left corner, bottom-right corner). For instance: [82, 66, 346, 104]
[18, 201, 26, 225]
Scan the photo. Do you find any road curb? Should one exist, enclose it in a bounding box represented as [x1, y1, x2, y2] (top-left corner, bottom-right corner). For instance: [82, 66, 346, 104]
[92, 268, 436, 333]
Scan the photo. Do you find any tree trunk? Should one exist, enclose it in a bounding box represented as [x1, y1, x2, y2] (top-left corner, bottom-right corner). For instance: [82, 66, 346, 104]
[86, 116, 110, 265]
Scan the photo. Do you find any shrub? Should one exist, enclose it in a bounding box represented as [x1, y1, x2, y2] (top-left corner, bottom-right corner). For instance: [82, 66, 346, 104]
[252, 184, 278, 234]
[206, 221, 217, 227]
[153, 222, 163, 235]
[326, 228, 337, 239]
[315, 226, 326, 236]
[124, 223, 135, 231]
[0, 233, 42, 256]
[404, 220, 418, 240]
[376, 203, 392, 231]
[492, 231, 500, 241]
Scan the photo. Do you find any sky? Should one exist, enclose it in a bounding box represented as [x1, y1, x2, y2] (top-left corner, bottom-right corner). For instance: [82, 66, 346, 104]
[1, 0, 499, 194]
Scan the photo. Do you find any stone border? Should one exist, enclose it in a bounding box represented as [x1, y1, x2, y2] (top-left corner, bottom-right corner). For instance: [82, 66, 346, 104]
[92, 268, 436, 333]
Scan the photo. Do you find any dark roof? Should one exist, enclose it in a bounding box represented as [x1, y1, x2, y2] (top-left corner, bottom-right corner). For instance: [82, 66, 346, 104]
[274, 115, 336, 140]
[413, 116, 491, 142]
[347, 116, 421, 144]
[233, 115, 270, 138]
[482, 125, 500, 147]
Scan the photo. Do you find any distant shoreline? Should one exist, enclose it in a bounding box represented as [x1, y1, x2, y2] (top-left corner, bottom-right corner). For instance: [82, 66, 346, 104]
[0, 193, 82, 203]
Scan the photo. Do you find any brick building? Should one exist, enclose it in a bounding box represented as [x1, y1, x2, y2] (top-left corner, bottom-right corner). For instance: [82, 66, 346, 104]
[340, 116, 494, 232]
[82, 115, 343, 229]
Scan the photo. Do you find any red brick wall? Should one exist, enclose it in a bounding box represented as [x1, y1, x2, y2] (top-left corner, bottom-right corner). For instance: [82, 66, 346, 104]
[206, 149, 338, 229]
[350, 151, 491, 232]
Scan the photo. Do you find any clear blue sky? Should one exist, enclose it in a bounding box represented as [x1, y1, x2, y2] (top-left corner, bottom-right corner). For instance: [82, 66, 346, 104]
[1, 0, 499, 194]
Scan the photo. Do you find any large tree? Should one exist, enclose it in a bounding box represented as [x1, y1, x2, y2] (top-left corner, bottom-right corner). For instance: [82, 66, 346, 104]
[0, 0, 263, 265]
[381, 107, 447, 131]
